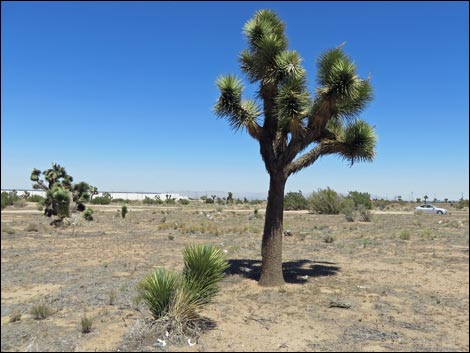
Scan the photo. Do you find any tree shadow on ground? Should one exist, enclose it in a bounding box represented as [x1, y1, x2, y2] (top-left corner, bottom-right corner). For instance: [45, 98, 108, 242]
[226, 259, 340, 284]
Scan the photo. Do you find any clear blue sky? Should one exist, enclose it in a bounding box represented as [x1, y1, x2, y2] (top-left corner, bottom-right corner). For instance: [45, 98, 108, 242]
[2, 1, 469, 200]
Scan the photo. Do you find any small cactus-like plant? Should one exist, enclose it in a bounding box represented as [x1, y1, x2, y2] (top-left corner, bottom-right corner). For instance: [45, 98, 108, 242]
[83, 208, 94, 221]
[121, 205, 128, 218]
[137, 244, 228, 331]
[80, 313, 93, 333]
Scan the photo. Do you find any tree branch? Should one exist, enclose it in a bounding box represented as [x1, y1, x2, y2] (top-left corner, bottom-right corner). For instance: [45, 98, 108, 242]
[285, 141, 344, 176]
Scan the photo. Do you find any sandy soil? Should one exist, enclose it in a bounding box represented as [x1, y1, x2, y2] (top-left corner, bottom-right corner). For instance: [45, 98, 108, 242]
[1, 202, 468, 352]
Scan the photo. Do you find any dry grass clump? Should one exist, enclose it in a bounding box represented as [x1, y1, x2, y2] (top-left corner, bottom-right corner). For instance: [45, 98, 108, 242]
[2, 227, 16, 234]
[25, 223, 39, 232]
[80, 313, 93, 333]
[31, 302, 53, 320]
[9, 310, 22, 322]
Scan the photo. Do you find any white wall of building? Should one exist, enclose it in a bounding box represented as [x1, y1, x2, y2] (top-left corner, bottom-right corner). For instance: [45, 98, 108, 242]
[1, 189, 189, 201]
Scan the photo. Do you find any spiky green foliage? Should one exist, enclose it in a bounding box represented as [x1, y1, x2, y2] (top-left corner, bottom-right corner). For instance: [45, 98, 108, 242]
[138, 244, 228, 330]
[47, 185, 71, 219]
[121, 205, 128, 218]
[31, 163, 96, 222]
[214, 10, 376, 175]
[83, 207, 94, 221]
[182, 244, 229, 304]
[138, 268, 180, 319]
[1, 191, 20, 210]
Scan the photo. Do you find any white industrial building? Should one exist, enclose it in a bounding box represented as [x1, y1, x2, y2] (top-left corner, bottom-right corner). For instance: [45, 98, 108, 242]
[1, 189, 189, 201]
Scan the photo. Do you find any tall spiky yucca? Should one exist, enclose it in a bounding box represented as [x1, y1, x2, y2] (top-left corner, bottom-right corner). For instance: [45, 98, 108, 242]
[214, 10, 377, 286]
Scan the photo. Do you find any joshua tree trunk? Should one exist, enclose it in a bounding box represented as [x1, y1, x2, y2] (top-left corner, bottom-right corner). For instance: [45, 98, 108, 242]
[259, 172, 287, 286]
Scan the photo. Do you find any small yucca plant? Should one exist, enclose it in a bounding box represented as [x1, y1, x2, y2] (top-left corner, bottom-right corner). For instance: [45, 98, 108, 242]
[121, 205, 128, 218]
[83, 207, 94, 221]
[138, 268, 179, 319]
[182, 244, 229, 304]
[138, 244, 228, 333]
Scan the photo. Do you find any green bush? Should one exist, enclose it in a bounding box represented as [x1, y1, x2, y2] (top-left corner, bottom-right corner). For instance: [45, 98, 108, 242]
[204, 198, 214, 204]
[341, 198, 356, 222]
[137, 244, 228, 329]
[27, 194, 45, 203]
[346, 191, 372, 209]
[308, 187, 343, 214]
[182, 244, 229, 304]
[83, 207, 94, 221]
[121, 205, 128, 218]
[80, 314, 93, 333]
[138, 268, 179, 319]
[1, 191, 20, 209]
[284, 191, 308, 210]
[48, 187, 70, 219]
[179, 199, 190, 205]
[90, 196, 112, 205]
[455, 199, 469, 209]
[142, 196, 164, 205]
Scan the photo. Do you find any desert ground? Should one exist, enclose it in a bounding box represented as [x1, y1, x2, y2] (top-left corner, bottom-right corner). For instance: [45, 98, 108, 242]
[1, 202, 469, 352]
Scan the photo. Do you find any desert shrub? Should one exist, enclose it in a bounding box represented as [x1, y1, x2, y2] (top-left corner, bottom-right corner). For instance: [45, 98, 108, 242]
[3, 227, 16, 234]
[179, 199, 190, 205]
[121, 205, 128, 218]
[27, 194, 45, 203]
[284, 191, 308, 210]
[308, 187, 343, 214]
[91, 196, 112, 205]
[31, 302, 52, 320]
[25, 223, 39, 232]
[9, 310, 22, 322]
[358, 204, 373, 222]
[399, 230, 411, 240]
[347, 191, 372, 209]
[323, 235, 335, 243]
[454, 199, 469, 209]
[341, 198, 356, 222]
[13, 199, 27, 208]
[204, 198, 214, 204]
[250, 199, 263, 205]
[80, 314, 93, 333]
[1, 191, 20, 209]
[83, 207, 94, 221]
[142, 196, 154, 205]
[111, 198, 127, 203]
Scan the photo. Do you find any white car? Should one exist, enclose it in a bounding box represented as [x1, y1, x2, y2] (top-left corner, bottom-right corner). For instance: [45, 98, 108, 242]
[415, 204, 447, 214]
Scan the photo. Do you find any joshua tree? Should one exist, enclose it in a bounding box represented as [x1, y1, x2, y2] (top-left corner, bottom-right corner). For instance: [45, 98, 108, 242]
[31, 163, 94, 223]
[214, 10, 376, 286]
[424, 195, 428, 204]
[227, 192, 234, 204]
[89, 186, 98, 200]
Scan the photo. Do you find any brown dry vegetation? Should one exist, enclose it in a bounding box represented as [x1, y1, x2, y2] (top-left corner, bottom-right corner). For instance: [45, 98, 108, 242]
[1, 202, 469, 352]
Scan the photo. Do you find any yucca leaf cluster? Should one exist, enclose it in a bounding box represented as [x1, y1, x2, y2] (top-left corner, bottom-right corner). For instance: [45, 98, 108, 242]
[214, 10, 376, 175]
[137, 244, 228, 330]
